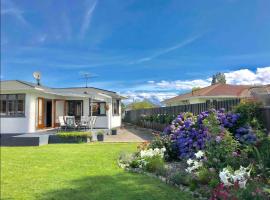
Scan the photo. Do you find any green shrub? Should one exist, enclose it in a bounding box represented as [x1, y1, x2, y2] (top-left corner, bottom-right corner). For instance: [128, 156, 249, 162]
[96, 130, 105, 136]
[149, 135, 178, 161]
[233, 101, 264, 130]
[209, 178, 219, 188]
[57, 131, 92, 140]
[205, 131, 243, 169]
[155, 165, 168, 177]
[251, 137, 270, 178]
[119, 152, 135, 166]
[144, 156, 165, 173]
[196, 167, 213, 184]
[170, 172, 190, 186]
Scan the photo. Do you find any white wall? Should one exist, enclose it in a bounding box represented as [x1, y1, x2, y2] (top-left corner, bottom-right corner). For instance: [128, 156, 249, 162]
[0, 93, 36, 134]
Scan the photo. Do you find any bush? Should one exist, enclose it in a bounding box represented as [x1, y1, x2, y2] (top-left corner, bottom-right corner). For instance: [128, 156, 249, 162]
[170, 171, 190, 186]
[233, 101, 264, 130]
[57, 131, 92, 140]
[144, 156, 165, 173]
[196, 167, 213, 184]
[149, 135, 178, 161]
[251, 137, 270, 178]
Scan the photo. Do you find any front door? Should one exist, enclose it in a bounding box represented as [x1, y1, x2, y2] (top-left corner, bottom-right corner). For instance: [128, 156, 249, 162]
[37, 97, 45, 129]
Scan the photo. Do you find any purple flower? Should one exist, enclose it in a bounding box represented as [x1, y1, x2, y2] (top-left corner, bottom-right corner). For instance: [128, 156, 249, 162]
[215, 136, 222, 143]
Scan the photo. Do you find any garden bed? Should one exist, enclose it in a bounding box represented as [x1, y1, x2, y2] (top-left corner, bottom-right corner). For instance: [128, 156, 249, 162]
[119, 102, 270, 199]
[49, 132, 92, 144]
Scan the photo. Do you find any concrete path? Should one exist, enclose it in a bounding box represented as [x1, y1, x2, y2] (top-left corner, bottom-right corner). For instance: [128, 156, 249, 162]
[104, 123, 154, 143]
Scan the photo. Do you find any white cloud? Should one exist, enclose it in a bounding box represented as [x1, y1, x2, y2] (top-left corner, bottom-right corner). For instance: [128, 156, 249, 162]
[79, 0, 98, 39]
[225, 67, 270, 85]
[122, 66, 270, 105]
[129, 34, 205, 64]
[150, 79, 211, 90]
[1, 0, 30, 27]
[121, 91, 178, 105]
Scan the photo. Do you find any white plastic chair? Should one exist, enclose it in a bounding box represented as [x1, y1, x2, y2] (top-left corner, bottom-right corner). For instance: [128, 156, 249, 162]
[80, 116, 89, 130]
[58, 116, 67, 132]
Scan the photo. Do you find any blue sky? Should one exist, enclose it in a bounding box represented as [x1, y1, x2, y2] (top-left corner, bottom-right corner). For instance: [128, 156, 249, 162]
[1, 0, 270, 103]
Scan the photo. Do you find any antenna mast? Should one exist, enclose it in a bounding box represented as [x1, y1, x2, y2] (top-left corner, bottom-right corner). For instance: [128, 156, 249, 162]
[81, 72, 96, 88]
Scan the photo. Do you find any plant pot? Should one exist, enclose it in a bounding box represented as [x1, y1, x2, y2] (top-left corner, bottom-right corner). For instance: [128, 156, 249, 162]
[97, 134, 104, 141]
[111, 129, 117, 135]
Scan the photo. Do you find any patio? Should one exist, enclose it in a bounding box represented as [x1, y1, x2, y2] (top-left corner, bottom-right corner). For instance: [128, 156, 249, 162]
[0, 123, 154, 146]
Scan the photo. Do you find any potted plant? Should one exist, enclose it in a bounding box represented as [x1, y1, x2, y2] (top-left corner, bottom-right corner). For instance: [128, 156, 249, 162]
[111, 128, 117, 135]
[97, 131, 104, 141]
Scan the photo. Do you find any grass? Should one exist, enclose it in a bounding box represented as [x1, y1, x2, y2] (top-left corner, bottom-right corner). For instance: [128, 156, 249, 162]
[1, 143, 193, 200]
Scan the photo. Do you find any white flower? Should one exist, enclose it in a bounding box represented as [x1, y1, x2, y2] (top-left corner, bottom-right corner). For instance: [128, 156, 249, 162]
[140, 147, 166, 159]
[187, 158, 193, 165]
[219, 168, 233, 186]
[194, 150, 204, 159]
[219, 165, 252, 188]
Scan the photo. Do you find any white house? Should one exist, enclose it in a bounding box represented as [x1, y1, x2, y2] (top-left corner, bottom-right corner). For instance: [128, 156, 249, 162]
[0, 80, 125, 134]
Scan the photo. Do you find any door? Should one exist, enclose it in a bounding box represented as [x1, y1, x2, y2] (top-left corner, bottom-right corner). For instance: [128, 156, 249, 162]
[46, 101, 52, 127]
[37, 97, 45, 129]
[67, 100, 83, 121]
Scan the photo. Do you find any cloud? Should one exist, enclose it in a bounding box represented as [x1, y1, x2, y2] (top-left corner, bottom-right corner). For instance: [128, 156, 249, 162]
[122, 67, 270, 104]
[130, 34, 204, 64]
[1, 0, 30, 26]
[225, 67, 270, 85]
[121, 91, 178, 105]
[79, 0, 98, 39]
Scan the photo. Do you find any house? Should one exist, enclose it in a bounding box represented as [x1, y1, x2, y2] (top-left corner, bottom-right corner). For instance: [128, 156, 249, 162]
[0, 80, 125, 134]
[162, 83, 267, 106]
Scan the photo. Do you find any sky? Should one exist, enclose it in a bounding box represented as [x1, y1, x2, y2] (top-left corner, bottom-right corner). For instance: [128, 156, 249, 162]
[1, 0, 270, 104]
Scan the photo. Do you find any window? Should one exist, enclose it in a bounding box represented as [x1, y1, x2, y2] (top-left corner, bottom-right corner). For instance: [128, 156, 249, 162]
[0, 94, 25, 117]
[89, 101, 106, 116]
[67, 101, 83, 121]
[112, 99, 120, 115]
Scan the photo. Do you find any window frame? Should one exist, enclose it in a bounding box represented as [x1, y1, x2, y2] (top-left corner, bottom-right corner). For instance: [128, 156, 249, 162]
[112, 99, 120, 116]
[0, 94, 26, 118]
[89, 100, 107, 116]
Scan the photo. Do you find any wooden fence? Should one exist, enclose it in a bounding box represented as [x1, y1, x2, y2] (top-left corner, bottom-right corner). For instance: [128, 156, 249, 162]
[124, 99, 241, 131]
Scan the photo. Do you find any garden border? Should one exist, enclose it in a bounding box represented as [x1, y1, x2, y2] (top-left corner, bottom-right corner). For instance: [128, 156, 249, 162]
[118, 162, 207, 200]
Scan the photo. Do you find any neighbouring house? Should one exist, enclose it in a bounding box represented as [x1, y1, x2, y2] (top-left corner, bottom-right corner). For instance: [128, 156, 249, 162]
[0, 80, 125, 134]
[162, 83, 270, 106]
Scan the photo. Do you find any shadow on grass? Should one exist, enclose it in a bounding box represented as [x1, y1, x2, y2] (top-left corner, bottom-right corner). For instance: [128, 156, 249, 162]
[39, 172, 192, 200]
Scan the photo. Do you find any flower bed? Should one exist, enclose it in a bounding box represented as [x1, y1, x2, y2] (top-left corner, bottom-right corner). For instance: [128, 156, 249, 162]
[119, 102, 270, 199]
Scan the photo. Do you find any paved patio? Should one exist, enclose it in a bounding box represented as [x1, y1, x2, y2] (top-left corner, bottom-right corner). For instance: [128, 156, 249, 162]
[104, 123, 154, 142]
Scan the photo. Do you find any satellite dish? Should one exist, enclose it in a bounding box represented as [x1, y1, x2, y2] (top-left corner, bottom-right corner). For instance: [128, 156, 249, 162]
[33, 71, 41, 85]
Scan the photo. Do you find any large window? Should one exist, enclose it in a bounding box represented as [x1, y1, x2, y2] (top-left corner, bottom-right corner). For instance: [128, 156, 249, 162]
[67, 100, 83, 121]
[0, 94, 25, 117]
[112, 99, 120, 115]
[89, 101, 106, 116]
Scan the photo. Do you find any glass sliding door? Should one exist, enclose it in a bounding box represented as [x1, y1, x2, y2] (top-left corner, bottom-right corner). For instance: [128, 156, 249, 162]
[67, 100, 83, 121]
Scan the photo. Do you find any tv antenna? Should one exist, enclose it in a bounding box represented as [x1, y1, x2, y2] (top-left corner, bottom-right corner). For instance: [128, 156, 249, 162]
[33, 71, 41, 85]
[80, 72, 97, 88]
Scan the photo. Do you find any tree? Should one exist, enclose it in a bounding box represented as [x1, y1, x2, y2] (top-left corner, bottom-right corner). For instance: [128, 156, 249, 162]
[128, 100, 156, 110]
[211, 72, 226, 85]
[192, 87, 201, 93]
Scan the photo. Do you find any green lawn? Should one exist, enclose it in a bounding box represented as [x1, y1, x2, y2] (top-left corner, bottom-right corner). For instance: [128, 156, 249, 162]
[1, 143, 193, 200]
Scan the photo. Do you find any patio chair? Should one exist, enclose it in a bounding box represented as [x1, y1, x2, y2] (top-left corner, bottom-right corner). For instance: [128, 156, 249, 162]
[58, 116, 67, 132]
[65, 116, 78, 131]
[79, 116, 89, 131]
[89, 116, 97, 130]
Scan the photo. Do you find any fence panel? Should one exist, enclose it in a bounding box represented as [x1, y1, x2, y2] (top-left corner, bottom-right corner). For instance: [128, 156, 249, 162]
[124, 99, 243, 131]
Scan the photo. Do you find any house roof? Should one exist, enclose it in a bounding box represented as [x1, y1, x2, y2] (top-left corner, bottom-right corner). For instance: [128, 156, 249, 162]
[162, 83, 253, 104]
[0, 80, 126, 99]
